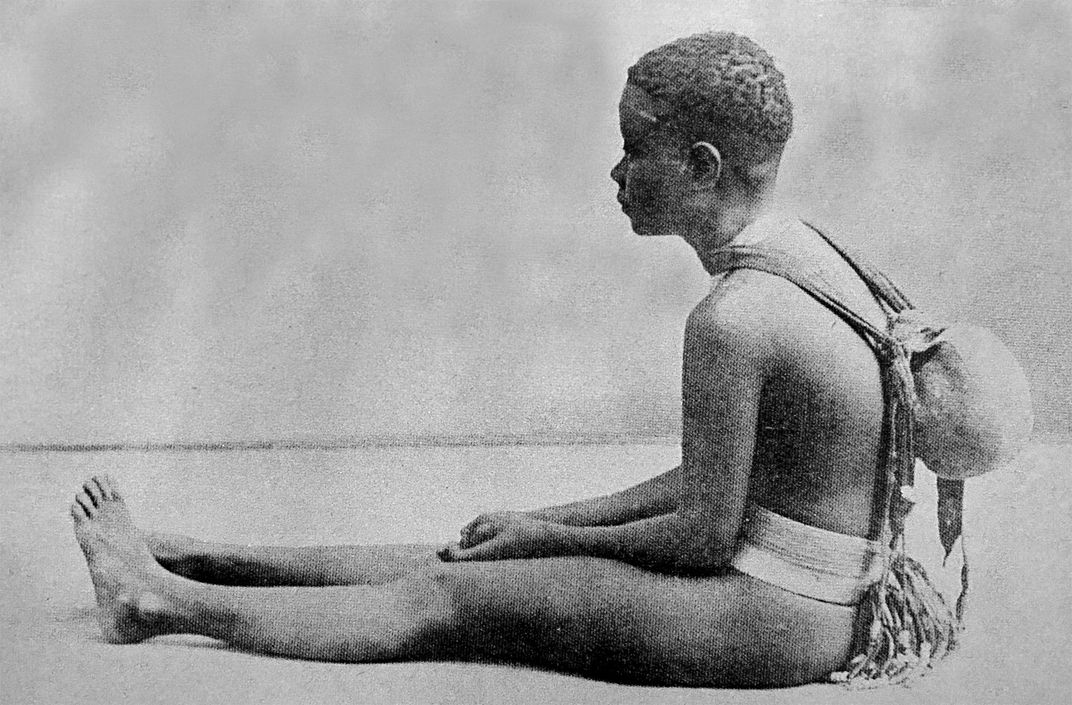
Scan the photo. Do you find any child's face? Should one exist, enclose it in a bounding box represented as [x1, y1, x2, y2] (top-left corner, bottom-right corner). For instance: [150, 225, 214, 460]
[610, 83, 691, 238]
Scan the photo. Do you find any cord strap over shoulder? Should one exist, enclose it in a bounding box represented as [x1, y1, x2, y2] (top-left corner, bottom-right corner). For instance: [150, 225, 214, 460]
[706, 237, 964, 686]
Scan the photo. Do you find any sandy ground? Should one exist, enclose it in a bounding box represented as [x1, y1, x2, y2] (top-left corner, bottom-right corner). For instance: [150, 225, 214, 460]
[2, 443, 1069, 705]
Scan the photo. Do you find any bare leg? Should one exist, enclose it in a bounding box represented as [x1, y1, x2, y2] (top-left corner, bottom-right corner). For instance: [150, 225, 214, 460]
[72, 476, 449, 658]
[145, 532, 438, 586]
[71, 475, 856, 685]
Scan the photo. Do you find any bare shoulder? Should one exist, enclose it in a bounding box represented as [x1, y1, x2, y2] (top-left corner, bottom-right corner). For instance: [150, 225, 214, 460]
[686, 269, 810, 362]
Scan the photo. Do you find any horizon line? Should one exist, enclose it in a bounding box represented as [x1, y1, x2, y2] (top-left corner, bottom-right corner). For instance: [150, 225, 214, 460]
[2, 430, 1067, 453]
[0, 432, 682, 453]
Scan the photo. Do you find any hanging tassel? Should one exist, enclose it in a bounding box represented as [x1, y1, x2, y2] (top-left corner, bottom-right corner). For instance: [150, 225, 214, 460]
[937, 478, 964, 562]
[832, 552, 960, 687]
[832, 348, 963, 688]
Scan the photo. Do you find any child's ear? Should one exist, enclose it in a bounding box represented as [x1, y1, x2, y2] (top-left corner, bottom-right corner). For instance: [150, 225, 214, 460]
[688, 141, 722, 182]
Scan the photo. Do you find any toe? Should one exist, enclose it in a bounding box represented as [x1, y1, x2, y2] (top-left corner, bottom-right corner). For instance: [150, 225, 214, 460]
[84, 479, 103, 507]
[96, 475, 114, 500]
[75, 491, 95, 516]
[103, 474, 122, 500]
[91, 476, 114, 503]
[70, 501, 88, 522]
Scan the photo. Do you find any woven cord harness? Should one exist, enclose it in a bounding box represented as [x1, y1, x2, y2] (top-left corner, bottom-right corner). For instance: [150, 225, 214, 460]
[705, 224, 966, 686]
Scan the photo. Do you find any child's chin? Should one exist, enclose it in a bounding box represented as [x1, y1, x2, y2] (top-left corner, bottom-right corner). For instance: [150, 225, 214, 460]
[627, 217, 652, 235]
[631, 222, 671, 238]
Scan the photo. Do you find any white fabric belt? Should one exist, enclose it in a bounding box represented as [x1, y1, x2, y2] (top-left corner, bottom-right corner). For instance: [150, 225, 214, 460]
[730, 503, 885, 606]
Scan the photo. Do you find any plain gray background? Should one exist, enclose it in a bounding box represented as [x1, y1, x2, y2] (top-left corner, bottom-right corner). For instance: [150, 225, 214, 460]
[1, 0, 1069, 443]
[2, 3, 1070, 704]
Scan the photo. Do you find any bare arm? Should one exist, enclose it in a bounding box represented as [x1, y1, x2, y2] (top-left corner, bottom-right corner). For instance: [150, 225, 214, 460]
[445, 291, 765, 570]
[524, 464, 681, 526]
[546, 301, 763, 571]
[457, 466, 680, 551]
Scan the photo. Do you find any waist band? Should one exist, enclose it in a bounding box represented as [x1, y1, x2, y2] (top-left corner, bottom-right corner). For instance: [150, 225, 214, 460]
[730, 504, 885, 605]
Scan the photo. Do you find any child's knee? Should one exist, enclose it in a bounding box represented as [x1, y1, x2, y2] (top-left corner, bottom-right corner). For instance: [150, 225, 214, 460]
[389, 563, 467, 654]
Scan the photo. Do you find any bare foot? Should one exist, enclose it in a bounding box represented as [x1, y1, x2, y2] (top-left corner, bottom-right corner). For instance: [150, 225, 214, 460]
[70, 475, 170, 643]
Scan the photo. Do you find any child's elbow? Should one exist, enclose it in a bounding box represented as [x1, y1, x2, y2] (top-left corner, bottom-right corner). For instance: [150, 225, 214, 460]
[679, 524, 736, 572]
[688, 545, 734, 572]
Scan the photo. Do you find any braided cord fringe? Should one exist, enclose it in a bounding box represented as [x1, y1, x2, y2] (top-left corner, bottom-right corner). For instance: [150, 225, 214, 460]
[830, 347, 963, 688]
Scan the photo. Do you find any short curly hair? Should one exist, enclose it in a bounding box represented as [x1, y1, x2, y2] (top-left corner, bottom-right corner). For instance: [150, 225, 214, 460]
[627, 32, 793, 164]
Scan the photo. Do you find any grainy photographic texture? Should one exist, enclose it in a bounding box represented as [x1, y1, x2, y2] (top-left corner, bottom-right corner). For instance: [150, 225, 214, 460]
[1, 1, 1069, 704]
